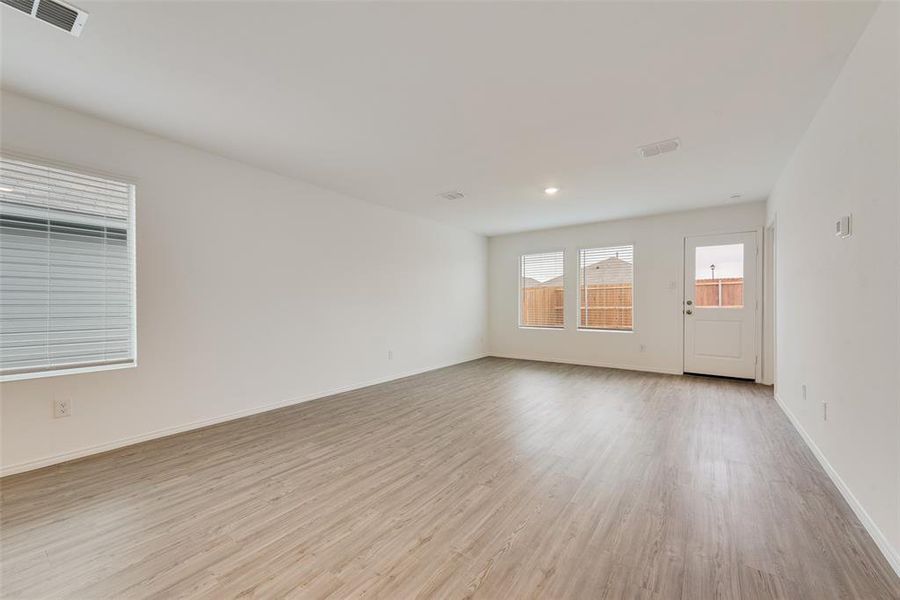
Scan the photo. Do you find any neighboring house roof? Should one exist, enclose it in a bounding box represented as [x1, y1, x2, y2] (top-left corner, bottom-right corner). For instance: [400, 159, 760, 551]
[527, 256, 633, 288]
[523, 257, 634, 288]
[579, 256, 633, 285]
[539, 275, 564, 287]
[521, 276, 545, 288]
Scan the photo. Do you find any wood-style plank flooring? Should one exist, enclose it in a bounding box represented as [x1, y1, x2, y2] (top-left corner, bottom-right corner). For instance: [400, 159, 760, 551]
[2, 358, 898, 599]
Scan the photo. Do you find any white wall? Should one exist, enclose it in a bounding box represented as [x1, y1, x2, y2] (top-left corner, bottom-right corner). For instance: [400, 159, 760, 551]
[766, 2, 899, 573]
[0, 91, 488, 475]
[488, 202, 766, 375]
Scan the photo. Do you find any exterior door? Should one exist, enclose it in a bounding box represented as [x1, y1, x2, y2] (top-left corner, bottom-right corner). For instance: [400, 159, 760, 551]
[684, 231, 758, 379]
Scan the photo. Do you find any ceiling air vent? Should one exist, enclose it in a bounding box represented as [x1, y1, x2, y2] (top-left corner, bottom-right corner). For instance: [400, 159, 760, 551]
[638, 137, 680, 159]
[2, 0, 34, 14]
[1, 0, 88, 37]
[437, 191, 465, 201]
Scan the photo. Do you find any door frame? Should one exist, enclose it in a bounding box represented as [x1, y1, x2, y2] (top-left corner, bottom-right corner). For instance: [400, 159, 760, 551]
[763, 218, 777, 387]
[681, 227, 763, 382]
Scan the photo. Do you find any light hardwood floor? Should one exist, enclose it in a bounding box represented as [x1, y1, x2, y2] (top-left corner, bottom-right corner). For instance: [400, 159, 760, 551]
[2, 358, 898, 599]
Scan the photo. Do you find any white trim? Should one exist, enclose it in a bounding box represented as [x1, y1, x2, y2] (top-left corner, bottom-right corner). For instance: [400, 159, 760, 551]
[0, 354, 487, 478]
[129, 183, 139, 371]
[774, 393, 900, 578]
[754, 227, 763, 382]
[489, 352, 682, 376]
[761, 219, 776, 385]
[1, 361, 135, 383]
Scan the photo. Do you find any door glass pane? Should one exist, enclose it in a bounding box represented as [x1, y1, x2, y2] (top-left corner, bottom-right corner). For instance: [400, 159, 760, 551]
[695, 244, 743, 307]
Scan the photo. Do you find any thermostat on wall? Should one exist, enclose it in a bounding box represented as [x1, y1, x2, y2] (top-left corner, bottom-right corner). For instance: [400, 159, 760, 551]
[835, 215, 851, 238]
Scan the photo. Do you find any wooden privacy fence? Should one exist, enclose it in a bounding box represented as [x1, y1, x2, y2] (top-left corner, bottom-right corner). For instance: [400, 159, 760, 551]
[695, 278, 743, 307]
[521, 284, 633, 330]
[521, 278, 745, 329]
[580, 284, 632, 330]
[520, 287, 565, 328]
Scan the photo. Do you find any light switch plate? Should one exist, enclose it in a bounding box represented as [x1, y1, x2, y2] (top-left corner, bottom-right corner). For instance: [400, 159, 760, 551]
[835, 215, 851, 238]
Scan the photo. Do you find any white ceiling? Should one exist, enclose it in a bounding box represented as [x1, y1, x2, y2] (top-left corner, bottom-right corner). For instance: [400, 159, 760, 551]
[0, 1, 876, 235]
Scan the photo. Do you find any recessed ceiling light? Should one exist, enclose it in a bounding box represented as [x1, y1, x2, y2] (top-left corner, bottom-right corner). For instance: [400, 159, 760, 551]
[544, 187, 559, 196]
[0, 187, 14, 193]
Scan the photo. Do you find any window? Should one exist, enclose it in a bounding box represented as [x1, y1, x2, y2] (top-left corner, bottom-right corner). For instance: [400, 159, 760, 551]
[520, 251, 564, 328]
[694, 243, 743, 307]
[579, 245, 633, 331]
[0, 155, 136, 381]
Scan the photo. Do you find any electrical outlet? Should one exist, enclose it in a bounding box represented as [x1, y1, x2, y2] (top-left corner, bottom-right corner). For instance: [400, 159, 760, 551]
[801, 384, 807, 400]
[822, 401, 828, 421]
[387, 349, 393, 360]
[53, 398, 71, 419]
[639, 344, 646, 353]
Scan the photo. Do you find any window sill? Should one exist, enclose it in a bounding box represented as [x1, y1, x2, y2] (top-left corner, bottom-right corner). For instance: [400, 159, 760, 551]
[518, 326, 566, 331]
[1, 361, 136, 383]
[577, 328, 634, 334]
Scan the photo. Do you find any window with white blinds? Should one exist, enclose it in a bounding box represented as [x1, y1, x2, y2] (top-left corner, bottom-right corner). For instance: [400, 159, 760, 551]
[0, 155, 136, 381]
[579, 245, 634, 331]
[519, 251, 564, 328]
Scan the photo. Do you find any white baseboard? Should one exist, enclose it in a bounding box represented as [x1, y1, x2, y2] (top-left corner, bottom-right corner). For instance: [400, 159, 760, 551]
[774, 393, 900, 578]
[489, 353, 683, 376]
[0, 354, 487, 478]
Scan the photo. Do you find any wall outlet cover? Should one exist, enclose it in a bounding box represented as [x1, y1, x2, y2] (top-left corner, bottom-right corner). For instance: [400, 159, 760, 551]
[53, 398, 72, 419]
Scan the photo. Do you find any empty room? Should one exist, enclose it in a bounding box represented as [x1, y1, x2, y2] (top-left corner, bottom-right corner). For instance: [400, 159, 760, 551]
[0, 1, 898, 598]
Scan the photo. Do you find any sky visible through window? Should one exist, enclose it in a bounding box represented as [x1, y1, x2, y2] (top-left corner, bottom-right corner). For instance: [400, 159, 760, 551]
[523, 267, 563, 282]
[695, 244, 743, 279]
[521, 252, 564, 283]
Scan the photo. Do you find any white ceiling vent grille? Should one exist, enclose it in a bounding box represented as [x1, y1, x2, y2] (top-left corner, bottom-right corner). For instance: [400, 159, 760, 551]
[437, 191, 465, 201]
[638, 137, 680, 159]
[2, 0, 34, 13]
[1, 0, 88, 36]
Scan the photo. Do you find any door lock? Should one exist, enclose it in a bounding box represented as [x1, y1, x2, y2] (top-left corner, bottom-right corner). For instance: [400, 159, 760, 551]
[685, 309, 693, 315]
[686, 300, 693, 305]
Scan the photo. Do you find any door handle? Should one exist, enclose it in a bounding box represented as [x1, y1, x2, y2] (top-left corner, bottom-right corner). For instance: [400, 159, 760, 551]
[685, 309, 693, 315]
[686, 300, 693, 305]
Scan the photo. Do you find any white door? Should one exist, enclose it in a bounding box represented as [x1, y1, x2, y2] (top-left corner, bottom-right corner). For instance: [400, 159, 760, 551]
[684, 232, 758, 379]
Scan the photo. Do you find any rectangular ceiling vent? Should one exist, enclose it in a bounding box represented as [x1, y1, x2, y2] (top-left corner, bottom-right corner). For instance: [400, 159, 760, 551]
[1, 0, 88, 37]
[638, 137, 680, 159]
[2, 0, 34, 14]
[437, 190, 465, 201]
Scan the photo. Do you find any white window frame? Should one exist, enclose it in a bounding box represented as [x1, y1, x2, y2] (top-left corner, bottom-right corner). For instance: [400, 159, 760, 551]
[576, 243, 635, 333]
[0, 152, 138, 382]
[518, 249, 566, 330]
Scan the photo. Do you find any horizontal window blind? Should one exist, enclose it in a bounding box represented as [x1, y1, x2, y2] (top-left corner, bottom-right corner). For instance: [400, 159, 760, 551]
[520, 251, 564, 328]
[579, 245, 633, 331]
[0, 155, 136, 380]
